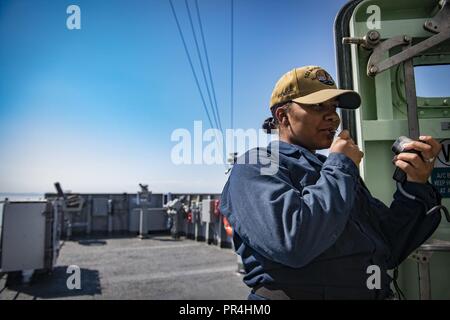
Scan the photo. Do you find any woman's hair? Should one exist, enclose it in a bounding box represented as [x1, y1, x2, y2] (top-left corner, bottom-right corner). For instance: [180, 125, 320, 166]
[262, 102, 292, 134]
[262, 116, 277, 133]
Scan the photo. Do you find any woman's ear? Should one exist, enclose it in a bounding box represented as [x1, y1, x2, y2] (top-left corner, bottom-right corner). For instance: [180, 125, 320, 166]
[281, 112, 289, 126]
[275, 108, 284, 125]
[276, 107, 289, 127]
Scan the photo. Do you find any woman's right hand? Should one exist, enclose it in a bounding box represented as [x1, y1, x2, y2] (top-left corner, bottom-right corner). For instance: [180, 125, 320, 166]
[330, 130, 364, 166]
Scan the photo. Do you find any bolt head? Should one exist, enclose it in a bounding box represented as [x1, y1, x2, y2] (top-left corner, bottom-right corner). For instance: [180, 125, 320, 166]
[368, 30, 380, 41]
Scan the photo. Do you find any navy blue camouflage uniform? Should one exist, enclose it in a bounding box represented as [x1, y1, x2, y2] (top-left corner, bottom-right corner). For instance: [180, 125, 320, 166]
[219, 140, 442, 299]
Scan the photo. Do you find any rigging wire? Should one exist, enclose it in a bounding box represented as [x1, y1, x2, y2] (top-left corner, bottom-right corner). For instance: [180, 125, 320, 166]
[230, 0, 234, 130]
[185, 0, 222, 132]
[169, 0, 214, 130]
[194, 0, 223, 132]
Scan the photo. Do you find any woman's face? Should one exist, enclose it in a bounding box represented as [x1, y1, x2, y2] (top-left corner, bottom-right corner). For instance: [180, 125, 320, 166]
[277, 99, 341, 151]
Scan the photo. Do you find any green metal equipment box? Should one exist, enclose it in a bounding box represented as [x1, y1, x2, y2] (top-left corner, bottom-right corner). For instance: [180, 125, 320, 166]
[335, 0, 450, 299]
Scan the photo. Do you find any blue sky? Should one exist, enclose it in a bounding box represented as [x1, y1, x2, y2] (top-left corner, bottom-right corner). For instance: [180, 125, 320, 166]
[1, 0, 446, 194]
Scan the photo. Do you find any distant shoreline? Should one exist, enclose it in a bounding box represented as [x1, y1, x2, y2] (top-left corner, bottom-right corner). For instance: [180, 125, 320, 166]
[0, 193, 44, 196]
[0, 193, 45, 202]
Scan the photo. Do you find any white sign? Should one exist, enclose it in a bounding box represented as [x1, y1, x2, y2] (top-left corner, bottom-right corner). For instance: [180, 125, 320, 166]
[431, 139, 450, 198]
[436, 139, 450, 168]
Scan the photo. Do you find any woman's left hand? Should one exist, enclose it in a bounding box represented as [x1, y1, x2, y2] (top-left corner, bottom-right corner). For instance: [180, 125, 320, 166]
[394, 135, 442, 184]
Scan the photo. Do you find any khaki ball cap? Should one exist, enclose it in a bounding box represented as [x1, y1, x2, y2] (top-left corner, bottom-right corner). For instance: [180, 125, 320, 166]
[270, 66, 361, 109]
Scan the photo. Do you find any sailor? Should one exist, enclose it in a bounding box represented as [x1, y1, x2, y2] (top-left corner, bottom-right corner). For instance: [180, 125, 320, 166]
[219, 66, 443, 299]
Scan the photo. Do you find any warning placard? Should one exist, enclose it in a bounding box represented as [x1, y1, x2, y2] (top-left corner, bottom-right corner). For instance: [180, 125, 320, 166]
[431, 139, 450, 198]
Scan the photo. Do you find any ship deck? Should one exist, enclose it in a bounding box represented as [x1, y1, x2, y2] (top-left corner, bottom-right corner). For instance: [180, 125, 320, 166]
[0, 234, 249, 300]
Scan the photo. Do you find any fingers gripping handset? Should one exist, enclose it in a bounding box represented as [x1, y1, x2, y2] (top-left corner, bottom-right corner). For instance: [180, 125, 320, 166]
[391, 136, 449, 221]
[391, 136, 422, 183]
[330, 130, 364, 166]
[392, 135, 442, 184]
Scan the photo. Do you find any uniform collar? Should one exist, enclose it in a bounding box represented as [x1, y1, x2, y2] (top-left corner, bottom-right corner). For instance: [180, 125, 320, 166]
[268, 140, 326, 167]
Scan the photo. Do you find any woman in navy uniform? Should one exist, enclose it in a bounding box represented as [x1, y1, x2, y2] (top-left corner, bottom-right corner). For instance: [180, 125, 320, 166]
[219, 66, 443, 300]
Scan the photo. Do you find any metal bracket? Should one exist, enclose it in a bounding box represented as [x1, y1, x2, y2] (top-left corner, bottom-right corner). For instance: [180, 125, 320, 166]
[370, 0, 450, 76]
[410, 250, 433, 264]
[343, 0, 450, 77]
[424, 0, 450, 34]
[342, 0, 450, 139]
[409, 239, 450, 300]
[368, 28, 450, 76]
[342, 29, 381, 50]
[367, 34, 411, 76]
[410, 250, 434, 300]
